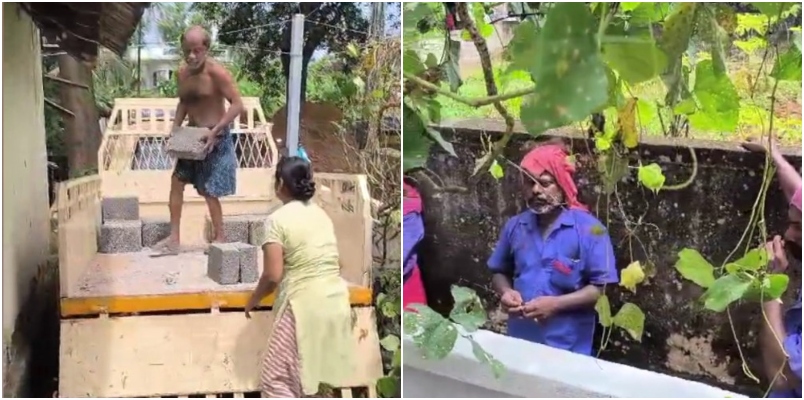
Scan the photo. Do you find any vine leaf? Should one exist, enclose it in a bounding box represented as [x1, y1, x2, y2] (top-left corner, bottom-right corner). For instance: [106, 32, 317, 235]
[519, 3, 609, 135]
[507, 20, 540, 74]
[763, 274, 790, 300]
[602, 38, 667, 85]
[637, 163, 665, 193]
[771, 47, 803, 81]
[724, 248, 768, 273]
[444, 39, 463, 92]
[404, 304, 459, 360]
[380, 335, 401, 352]
[612, 303, 645, 342]
[751, 2, 797, 17]
[403, 49, 425, 75]
[696, 5, 730, 75]
[468, 336, 505, 378]
[595, 294, 613, 327]
[620, 261, 646, 293]
[617, 98, 639, 148]
[629, 3, 671, 25]
[674, 248, 716, 288]
[702, 274, 752, 312]
[462, 2, 494, 40]
[449, 285, 487, 333]
[402, 103, 432, 170]
[376, 377, 398, 398]
[488, 160, 505, 180]
[688, 60, 740, 132]
[597, 152, 629, 195]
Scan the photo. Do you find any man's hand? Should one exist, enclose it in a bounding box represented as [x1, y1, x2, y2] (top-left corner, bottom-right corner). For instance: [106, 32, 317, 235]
[201, 129, 218, 154]
[765, 235, 789, 274]
[522, 296, 561, 321]
[500, 289, 523, 313]
[741, 135, 779, 155]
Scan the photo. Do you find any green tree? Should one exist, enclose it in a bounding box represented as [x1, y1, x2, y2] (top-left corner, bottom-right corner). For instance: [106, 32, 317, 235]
[195, 2, 370, 104]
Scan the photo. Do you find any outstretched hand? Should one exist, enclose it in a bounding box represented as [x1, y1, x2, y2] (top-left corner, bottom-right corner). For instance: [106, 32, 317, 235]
[741, 134, 778, 154]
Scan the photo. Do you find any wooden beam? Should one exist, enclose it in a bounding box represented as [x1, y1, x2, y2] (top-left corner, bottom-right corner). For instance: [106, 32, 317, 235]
[44, 98, 75, 117]
[44, 74, 89, 89]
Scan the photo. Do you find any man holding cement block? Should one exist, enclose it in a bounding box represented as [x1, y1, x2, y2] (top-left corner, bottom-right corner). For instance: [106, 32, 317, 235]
[153, 25, 244, 256]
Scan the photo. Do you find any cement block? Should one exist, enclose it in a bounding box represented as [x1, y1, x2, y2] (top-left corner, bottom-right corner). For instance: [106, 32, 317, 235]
[233, 243, 259, 283]
[247, 204, 283, 246]
[207, 243, 241, 285]
[99, 220, 143, 254]
[141, 218, 171, 248]
[166, 126, 209, 160]
[101, 196, 139, 221]
[204, 215, 251, 243]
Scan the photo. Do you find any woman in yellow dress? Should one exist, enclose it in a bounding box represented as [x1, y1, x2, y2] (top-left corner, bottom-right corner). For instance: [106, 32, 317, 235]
[245, 156, 357, 397]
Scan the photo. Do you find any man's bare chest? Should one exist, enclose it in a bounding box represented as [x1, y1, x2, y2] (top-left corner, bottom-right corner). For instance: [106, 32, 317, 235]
[178, 73, 218, 104]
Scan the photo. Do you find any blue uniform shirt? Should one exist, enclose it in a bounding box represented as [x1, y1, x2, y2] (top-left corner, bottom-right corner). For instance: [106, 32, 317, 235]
[487, 208, 619, 355]
[770, 294, 802, 398]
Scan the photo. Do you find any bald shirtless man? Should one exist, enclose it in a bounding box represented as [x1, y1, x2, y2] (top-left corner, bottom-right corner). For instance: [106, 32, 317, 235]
[154, 26, 244, 255]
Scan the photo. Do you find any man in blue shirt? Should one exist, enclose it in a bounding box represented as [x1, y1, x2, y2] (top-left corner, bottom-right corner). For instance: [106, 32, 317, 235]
[487, 143, 619, 355]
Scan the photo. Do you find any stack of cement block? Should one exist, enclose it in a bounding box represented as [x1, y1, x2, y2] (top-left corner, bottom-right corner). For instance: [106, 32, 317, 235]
[99, 196, 143, 254]
[165, 126, 209, 160]
[207, 242, 259, 285]
[204, 215, 251, 244]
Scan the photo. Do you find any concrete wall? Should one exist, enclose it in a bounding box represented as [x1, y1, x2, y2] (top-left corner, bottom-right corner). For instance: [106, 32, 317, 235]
[2, 3, 54, 396]
[414, 119, 802, 396]
[403, 327, 744, 398]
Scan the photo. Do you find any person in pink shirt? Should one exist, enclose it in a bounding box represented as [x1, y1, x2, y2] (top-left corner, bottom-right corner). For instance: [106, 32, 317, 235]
[402, 180, 428, 310]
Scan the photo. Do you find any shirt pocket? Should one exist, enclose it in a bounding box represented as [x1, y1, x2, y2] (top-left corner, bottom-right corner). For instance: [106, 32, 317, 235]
[547, 255, 583, 293]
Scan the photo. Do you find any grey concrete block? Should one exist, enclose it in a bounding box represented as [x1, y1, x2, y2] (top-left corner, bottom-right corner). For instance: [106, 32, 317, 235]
[248, 218, 267, 246]
[102, 196, 139, 221]
[141, 218, 171, 248]
[233, 243, 259, 283]
[207, 243, 241, 285]
[204, 215, 250, 243]
[166, 126, 209, 160]
[99, 220, 143, 254]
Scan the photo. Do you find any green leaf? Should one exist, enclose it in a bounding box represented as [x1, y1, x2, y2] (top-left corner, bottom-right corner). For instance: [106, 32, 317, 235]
[443, 39, 462, 92]
[489, 160, 504, 180]
[621, 3, 642, 12]
[702, 274, 751, 312]
[620, 261, 646, 293]
[751, 2, 797, 17]
[612, 303, 645, 342]
[380, 335, 400, 352]
[403, 2, 432, 33]
[519, 3, 610, 135]
[637, 163, 665, 193]
[402, 103, 432, 171]
[602, 38, 667, 85]
[376, 376, 398, 398]
[763, 274, 790, 299]
[688, 60, 740, 132]
[468, 336, 505, 378]
[674, 98, 697, 115]
[507, 20, 540, 74]
[595, 295, 613, 327]
[617, 98, 640, 148]
[403, 49, 425, 75]
[629, 3, 671, 24]
[597, 151, 629, 195]
[595, 136, 612, 152]
[771, 47, 803, 81]
[424, 53, 439, 68]
[425, 127, 456, 157]
[405, 304, 459, 360]
[725, 248, 768, 272]
[449, 286, 487, 333]
[674, 248, 716, 288]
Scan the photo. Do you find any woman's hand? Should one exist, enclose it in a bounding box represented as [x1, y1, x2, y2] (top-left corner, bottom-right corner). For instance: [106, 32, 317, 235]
[245, 296, 259, 319]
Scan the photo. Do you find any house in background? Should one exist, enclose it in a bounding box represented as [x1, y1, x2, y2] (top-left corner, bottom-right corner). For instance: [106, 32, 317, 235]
[125, 44, 235, 90]
[2, 2, 146, 397]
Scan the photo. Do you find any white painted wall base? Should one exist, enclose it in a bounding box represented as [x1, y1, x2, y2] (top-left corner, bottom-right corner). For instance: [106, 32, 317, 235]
[403, 326, 745, 398]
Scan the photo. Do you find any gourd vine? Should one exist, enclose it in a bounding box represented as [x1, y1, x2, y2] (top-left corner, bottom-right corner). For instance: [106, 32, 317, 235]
[403, 1, 802, 391]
